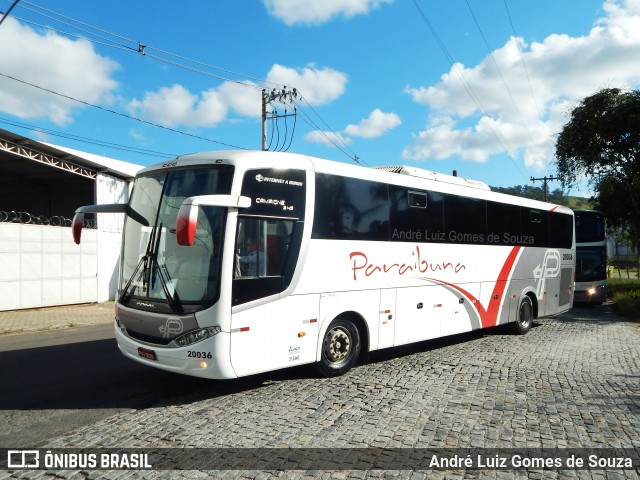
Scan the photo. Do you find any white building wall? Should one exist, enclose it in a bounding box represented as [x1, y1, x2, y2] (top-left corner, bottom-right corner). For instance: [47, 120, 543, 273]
[0, 223, 98, 311]
[0, 173, 132, 311]
[96, 172, 130, 303]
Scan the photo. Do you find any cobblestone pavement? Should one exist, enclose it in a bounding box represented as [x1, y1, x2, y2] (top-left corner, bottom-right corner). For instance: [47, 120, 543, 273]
[4, 304, 640, 479]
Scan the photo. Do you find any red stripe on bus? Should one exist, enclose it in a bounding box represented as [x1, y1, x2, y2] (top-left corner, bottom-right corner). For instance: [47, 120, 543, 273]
[431, 246, 521, 328]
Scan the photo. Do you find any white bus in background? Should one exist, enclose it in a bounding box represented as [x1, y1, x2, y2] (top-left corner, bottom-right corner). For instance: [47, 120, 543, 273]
[573, 210, 607, 305]
[73, 150, 575, 379]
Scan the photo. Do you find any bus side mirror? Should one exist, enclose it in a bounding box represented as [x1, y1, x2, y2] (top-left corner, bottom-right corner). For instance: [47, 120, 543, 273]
[176, 195, 251, 247]
[71, 204, 128, 244]
[72, 212, 85, 244]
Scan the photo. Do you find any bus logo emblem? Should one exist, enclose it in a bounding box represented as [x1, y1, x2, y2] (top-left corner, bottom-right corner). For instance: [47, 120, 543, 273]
[159, 318, 184, 338]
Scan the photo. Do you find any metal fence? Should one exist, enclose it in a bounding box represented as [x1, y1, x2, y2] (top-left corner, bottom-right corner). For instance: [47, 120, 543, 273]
[0, 210, 97, 228]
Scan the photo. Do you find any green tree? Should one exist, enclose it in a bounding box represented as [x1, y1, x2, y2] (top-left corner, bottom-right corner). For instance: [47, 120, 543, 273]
[555, 88, 640, 248]
[490, 185, 583, 208]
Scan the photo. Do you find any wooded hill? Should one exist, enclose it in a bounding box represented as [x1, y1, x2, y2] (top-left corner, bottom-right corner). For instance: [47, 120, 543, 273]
[490, 185, 591, 210]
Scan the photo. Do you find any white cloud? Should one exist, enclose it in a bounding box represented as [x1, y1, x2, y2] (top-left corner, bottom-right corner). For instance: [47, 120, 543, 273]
[129, 128, 152, 146]
[304, 130, 351, 147]
[344, 108, 401, 138]
[266, 64, 347, 106]
[127, 64, 347, 129]
[404, 0, 640, 170]
[127, 84, 227, 128]
[304, 109, 400, 149]
[218, 81, 262, 117]
[263, 0, 392, 26]
[0, 17, 118, 126]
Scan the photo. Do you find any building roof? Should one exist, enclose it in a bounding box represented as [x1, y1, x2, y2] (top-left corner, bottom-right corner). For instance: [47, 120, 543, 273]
[0, 127, 143, 181]
[43, 142, 143, 178]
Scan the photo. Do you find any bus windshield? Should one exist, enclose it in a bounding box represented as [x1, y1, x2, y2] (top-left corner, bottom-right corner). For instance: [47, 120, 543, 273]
[575, 211, 605, 243]
[120, 167, 232, 310]
[576, 245, 607, 282]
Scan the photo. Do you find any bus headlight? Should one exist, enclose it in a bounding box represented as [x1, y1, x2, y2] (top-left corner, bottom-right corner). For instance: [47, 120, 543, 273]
[174, 326, 222, 347]
[587, 285, 606, 296]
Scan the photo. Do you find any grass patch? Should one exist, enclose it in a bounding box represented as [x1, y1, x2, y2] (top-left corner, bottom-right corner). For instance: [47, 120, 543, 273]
[607, 278, 640, 322]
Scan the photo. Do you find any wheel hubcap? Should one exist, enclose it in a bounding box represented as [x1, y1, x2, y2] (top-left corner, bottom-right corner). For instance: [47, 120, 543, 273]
[519, 302, 532, 329]
[324, 327, 351, 363]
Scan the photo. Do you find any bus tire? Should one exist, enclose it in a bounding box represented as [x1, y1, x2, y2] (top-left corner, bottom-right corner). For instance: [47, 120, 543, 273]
[316, 318, 361, 377]
[513, 296, 533, 335]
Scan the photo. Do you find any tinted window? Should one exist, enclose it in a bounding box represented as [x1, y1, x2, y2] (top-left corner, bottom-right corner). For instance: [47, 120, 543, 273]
[549, 211, 574, 249]
[241, 169, 306, 219]
[312, 173, 389, 241]
[575, 211, 605, 243]
[312, 173, 573, 249]
[444, 194, 486, 245]
[521, 209, 549, 247]
[408, 191, 427, 208]
[487, 201, 521, 246]
[388, 187, 444, 243]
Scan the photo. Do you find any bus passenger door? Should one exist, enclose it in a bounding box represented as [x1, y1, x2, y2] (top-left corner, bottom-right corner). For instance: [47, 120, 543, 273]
[378, 289, 396, 349]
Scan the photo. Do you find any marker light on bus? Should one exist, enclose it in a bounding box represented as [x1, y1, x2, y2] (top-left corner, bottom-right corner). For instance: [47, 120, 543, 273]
[174, 326, 222, 347]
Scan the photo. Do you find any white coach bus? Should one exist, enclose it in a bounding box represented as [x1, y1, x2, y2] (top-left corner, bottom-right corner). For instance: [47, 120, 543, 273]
[73, 150, 575, 379]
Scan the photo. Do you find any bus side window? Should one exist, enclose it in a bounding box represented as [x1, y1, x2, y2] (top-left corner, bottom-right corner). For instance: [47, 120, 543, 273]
[233, 217, 296, 305]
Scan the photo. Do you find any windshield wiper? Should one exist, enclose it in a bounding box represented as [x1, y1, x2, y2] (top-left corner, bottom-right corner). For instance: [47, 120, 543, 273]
[152, 260, 182, 313]
[147, 224, 183, 313]
[119, 254, 147, 303]
[120, 217, 157, 303]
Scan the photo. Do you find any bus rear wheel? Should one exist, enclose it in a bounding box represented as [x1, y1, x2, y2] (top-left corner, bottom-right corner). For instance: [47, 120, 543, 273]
[513, 296, 533, 335]
[316, 318, 361, 377]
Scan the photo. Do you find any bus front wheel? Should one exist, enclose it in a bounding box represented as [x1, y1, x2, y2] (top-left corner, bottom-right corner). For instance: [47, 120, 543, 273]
[513, 296, 534, 335]
[316, 318, 361, 377]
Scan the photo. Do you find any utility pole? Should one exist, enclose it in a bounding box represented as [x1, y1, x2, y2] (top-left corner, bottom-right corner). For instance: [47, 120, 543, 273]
[530, 175, 560, 202]
[261, 90, 267, 151]
[261, 87, 298, 151]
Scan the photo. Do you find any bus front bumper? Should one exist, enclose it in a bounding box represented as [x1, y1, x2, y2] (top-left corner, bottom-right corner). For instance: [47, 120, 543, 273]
[115, 327, 237, 379]
[574, 285, 607, 304]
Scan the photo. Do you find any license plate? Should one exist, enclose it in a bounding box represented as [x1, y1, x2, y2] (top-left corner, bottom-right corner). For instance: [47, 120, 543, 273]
[137, 347, 157, 361]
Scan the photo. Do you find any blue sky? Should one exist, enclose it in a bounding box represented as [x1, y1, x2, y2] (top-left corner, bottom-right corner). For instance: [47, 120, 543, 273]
[1, 0, 639, 195]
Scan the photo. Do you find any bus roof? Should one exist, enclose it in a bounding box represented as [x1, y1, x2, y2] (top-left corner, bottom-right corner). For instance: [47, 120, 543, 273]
[139, 150, 572, 215]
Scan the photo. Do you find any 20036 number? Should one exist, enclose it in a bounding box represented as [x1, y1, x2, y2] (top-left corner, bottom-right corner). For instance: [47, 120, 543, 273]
[188, 351, 212, 359]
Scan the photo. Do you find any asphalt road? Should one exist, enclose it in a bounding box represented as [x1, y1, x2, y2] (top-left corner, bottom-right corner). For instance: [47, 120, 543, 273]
[0, 324, 218, 447]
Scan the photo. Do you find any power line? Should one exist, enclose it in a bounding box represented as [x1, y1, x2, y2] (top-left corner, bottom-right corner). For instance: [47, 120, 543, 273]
[465, 0, 540, 166]
[0, 0, 20, 27]
[0, 117, 177, 158]
[294, 95, 364, 165]
[411, 0, 526, 179]
[3, 0, 361, 162]
[464, 1, 527, 126]
[530, 175, 560, 202]
[503, 0, 546, 134]
[0, 70, 248, 150]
